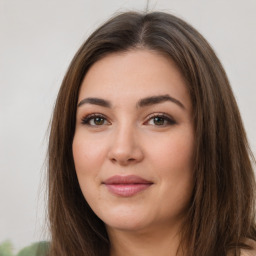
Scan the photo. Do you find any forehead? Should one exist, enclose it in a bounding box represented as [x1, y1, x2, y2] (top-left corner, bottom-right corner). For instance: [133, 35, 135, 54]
[78, 49, 191, 109]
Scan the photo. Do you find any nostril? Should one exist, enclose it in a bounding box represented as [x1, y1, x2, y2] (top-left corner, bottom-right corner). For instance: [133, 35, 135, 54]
[110, 157, 136, 165]
[107, 140, 144, 165]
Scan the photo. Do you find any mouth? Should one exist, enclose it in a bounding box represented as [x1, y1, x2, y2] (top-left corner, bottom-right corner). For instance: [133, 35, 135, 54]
[103, 175, 153, 197]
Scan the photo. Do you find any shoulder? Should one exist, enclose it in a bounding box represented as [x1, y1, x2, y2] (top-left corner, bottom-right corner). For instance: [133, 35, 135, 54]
[17, 241, 50, 256]
[240, 239, 256, 256]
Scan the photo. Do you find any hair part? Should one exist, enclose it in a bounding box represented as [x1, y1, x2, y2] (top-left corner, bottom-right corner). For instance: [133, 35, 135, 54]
[47, 11, 256, 256]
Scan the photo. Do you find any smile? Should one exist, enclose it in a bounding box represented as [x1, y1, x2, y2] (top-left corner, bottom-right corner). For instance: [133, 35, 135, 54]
[103, 175, 153, 197]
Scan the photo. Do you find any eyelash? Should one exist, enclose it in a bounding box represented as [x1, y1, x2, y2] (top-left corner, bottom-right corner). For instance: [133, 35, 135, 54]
[81, 113, 176, 127]
[81, 114, 109, 126]
[145, 113, 176, 126]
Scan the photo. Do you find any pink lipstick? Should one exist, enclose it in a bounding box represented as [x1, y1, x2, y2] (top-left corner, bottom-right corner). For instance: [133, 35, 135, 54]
[103, 175, 153, 197]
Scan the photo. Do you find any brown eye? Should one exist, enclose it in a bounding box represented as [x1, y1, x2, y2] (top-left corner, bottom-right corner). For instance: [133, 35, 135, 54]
[81, 114, 109, 126]
[153, 116, 165, 125]
[93, 117, 105, 125]
[146, 114, 176, 126]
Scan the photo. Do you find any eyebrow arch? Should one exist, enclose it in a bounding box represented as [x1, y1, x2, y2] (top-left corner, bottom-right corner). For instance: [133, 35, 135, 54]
[77, 97, 111, 108]
[137, 94, 185, 109]
[77, 94, 185, 109]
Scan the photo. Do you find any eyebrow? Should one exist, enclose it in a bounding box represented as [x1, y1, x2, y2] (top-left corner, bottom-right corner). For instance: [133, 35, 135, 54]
[137, 94, 185, 109]
[77, 94, 185, 109]
[77, 97, 111, 108]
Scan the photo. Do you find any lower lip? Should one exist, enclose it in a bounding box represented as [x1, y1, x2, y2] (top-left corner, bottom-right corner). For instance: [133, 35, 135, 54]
[105, 184, 152, 197]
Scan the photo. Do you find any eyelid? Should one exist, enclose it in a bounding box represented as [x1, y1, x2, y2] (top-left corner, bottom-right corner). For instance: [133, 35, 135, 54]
[80, 112, 176, 127]
[81, 113, 111, 126]
[144, 112, 176, 126]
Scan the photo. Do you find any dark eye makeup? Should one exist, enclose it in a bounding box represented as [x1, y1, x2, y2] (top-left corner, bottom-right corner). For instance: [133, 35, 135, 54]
[145, 113, 176, 126]
[80, 113, 176, 127]
[81, 113, 109, 126]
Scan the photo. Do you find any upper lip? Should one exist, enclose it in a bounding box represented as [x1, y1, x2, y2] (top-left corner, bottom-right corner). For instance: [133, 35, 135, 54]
[103, 175, 153, 184]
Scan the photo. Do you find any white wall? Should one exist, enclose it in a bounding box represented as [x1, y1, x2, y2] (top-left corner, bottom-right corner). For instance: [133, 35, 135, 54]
[1, 0, 255, 252]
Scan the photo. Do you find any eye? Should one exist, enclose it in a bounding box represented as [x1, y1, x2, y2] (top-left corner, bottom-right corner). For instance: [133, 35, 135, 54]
[146, 114, 176, 126]
[81, 114, 110, 126]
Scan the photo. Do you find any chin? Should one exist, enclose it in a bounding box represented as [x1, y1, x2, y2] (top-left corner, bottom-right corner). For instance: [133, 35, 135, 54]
[99, 207, 152, 232]
[105, 219, 150, 233]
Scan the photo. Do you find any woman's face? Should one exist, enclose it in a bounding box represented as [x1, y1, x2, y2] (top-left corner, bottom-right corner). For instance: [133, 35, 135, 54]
[73, 49, 194, 233]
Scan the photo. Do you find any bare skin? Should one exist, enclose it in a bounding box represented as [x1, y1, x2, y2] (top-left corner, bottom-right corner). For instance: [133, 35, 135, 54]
[108, 220, 184, 256]
[73, 49, 194, 256]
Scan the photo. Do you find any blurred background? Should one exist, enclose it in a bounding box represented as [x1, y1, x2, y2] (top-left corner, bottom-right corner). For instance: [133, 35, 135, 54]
[1, 0, 256, 253]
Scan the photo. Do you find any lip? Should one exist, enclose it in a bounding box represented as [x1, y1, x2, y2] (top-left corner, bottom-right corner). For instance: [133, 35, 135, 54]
[103, 175, 153, 197]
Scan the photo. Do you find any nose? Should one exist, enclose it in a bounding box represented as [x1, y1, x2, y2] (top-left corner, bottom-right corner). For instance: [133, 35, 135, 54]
[107, 125, 144, 166]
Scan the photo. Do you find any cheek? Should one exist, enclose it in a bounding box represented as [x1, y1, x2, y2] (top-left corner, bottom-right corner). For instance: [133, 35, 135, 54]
[72, 132, 106, 173]
[149, 128, 194, 174]
[147, 128, 194, 205]
[72, 133, 105, 204]
[72, 133, 104, 204]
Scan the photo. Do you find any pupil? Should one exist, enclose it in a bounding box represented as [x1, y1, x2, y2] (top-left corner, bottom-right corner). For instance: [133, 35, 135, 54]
[154, 117, 164, 125]
[95, 117, 104, 125]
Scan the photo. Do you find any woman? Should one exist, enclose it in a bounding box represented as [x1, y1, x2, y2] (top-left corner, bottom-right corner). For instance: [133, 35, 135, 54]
[47, 11, 256, 256]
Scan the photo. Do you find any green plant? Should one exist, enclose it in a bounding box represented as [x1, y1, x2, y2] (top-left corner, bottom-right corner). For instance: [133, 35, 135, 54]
[16, 241, 49, 256]
[0, 240, 14, 256]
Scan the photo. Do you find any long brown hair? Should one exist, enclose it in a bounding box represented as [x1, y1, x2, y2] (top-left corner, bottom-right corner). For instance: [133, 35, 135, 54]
[47, 11, 256, 256]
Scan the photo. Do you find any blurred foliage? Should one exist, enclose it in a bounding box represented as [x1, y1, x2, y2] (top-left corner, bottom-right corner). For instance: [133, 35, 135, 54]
[0, 240, 14, 256]
[0, 241, 49, 256]
[17, 241, 49, 256]
[16, 241, 49, 256]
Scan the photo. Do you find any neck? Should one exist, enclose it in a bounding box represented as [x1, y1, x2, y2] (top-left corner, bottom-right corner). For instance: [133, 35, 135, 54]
[107, 222, 185, 256]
